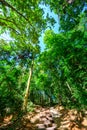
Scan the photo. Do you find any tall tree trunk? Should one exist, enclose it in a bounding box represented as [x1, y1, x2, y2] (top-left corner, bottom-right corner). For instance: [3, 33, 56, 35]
[22, 60, 34, 111]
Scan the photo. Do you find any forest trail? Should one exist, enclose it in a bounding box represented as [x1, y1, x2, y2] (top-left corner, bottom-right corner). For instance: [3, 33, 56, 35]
[0, 105, 87, 130]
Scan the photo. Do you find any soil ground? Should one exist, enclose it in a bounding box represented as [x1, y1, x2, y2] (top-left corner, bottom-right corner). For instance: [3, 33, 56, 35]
[0, 105, 87, 130]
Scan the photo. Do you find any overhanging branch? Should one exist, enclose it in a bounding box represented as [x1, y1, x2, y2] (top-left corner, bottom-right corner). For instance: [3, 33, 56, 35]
[0, 21, 20, 35]
[0, 17, 22, 31]
[0, 0, 33, 28]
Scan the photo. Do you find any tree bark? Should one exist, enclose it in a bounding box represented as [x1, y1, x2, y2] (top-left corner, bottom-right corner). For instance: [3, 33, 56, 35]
[22, 60, 34, 111]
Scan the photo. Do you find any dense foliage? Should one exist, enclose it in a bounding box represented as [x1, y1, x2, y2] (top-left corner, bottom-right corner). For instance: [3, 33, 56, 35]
[0, 0, 87, 118]
[43, 0, 86, 31]
[42, 28, 87, 108]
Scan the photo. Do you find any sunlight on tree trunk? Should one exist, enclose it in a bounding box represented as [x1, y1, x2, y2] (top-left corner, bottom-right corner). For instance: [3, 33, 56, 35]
[22, 61, 34, 111]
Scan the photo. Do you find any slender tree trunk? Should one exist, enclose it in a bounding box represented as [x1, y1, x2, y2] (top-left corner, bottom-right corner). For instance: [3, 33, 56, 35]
[66, 81, 72, 94]
[22, 60, 34, 111]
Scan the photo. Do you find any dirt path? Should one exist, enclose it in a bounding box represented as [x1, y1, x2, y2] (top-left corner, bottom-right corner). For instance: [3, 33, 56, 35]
[0, 106, 87, 130]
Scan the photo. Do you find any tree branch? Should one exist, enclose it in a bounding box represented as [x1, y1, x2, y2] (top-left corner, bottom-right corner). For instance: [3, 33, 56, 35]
[0, 17, 22, 31]
[66, 81, 72, 94]
[0, 0, 33, 27]
[0, 21, 20, 35]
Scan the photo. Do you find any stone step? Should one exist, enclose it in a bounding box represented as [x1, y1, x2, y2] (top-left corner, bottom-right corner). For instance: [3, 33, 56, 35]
[46, 124, 57, 130]
[36, 123, 45, 130]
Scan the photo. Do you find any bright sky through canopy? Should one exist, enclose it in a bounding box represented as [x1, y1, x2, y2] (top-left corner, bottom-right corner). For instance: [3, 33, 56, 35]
[39, 5, 59, 51]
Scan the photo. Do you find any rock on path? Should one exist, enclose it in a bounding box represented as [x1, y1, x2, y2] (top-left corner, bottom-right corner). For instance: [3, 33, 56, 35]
[29, 107, 61, 130]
